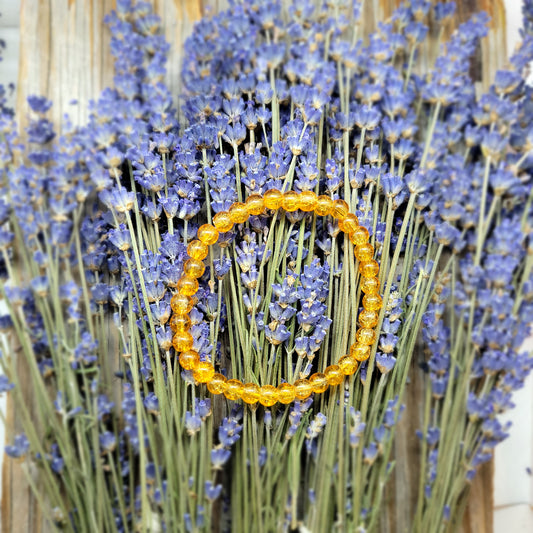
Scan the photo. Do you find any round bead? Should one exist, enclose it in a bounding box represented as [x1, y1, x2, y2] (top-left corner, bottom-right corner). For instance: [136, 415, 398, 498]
[315, 195, 334, 216]
[299, 190, 318, 212]
[246, 194, 265, 215]
[349, 226, 370, 246]
[339, 213, 359, 234]
[359, 260, 380, 278]
[338, 355, 358, 375]
[179, 349, 199, 370]
[277, 383, 296, 404]
[183, 258, 206, 279]
[332, 199, 350, 219]
[193, 361, 215, 383]
[282, 191, 300, 212]
[363, 293, 383, 311]
[242, 383, 260, 404]
[229, 202, 249, 224]
[172, 331, 194, 352]
[224, 379, 244, 401]
[171, 293, 194, 314]
[309, 373, 329, 393]
[170, 314, 191, 332]
[294, 379, 313, 400]
[264, 189, 284, 210]
[259, 385, 278, 407]
[324, 365, 344, 385]
[350, 342, 371, 361]
[187, 240, 209, 261]
[207, 373, 227, 395]
[355, 243, 374, 262]
[213, 211, 234, 233]
[356, 328, 376, 345]
[197, 224, 219, 245]
[361, 277, 380, 294]
[359, 309, 379, 328]
[177, 276, 199, 296]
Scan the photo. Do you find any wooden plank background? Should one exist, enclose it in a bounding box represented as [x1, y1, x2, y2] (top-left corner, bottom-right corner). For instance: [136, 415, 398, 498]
[3, 0, 507, 531]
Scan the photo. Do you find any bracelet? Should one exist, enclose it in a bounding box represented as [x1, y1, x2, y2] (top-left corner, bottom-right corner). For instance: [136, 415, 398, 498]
[170, 190, 382, 406]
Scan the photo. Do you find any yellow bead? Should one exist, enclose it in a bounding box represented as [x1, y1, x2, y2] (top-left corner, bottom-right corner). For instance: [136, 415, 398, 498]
[359, 309, 379, 328]
[224, 379, 244, 400]
[171, 293, 194, 314]
[294, 379, 313, 400]
[338, 355, 358, 375]
[187, 240, 209, 261]
[350, 342, 370, 361]
[229, 202, 249, 224]
[179, 349, 199, 370]
[170, 314, 191, 333]
[197, 224, 219, 245]
[361, 277, 380, 294]
[173, 331, 194, 352]
[315, 195, 334, 216]
[193, 361, 215, 383]
[264, 189, 283, 210]
[245, 194, 265, 215]
[282, 191, 300, 212]
[332, 199, 350, 219]
[349, 226, 369, 246]
[299, 190, 318, 212]
[277, 383, 296, 404]
[359, 260, 380, 278]
[213, 211, 234, 232]
[325, 365, 344, 385]
[259, 385, 278, 407]
[356, 328, 376, 345]
[207, 373, 227, 395]
[363, 293, 383, 311]
[339, 213, 359, 234]
[309, 373, 329, 393]
[177, 276, 199, 296]
[183, 258, 205, 279]
[355, 243, 374, 262]
[242, 383, 260, 404]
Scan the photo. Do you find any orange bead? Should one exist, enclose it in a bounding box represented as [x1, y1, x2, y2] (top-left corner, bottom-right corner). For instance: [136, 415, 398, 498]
[213, 211, 234, 233]
[207, 373, 227, 395]
[339, 213, 359, 234]
[338, 355, 358, 375]
[224, 379, 244, 400]
[349, 226, 369, 246]
[294, 379, 313, 400]
[197, 224, 219, 245]
[359, 260, 380, 278]
[359, 309, 379, 328]
[177, 276, 199, 296]
[277, 383, 296, 404]
[183, 258, 205, 279]
[171, 293, 194, 314]
[350, 342, 370, 361]
[193, 361, 215, 383]
[325, 365, 344, 385]
[264, 189, 283, 210]
[356, 328, 376, 345]
[229, 202, 249, 224]
[245, 194, 265, 215]
[259, 385, 278, 407]
[363, 293, 383, 311]
[242, 383, 260, 404]
[179, 349, 199, 370]
[332, 199, 350, 219]
[299, 190, 318, 212]
[187, 240, 209, 261]
[282, 191, 300, 212]
[170, 314, 191, 332]
[361, 277, 380, 294]
[309, 373, 329, 393]
[173, 331, 194, 352]
[355, 243, 374, 262]
[315, 195, 334, 216]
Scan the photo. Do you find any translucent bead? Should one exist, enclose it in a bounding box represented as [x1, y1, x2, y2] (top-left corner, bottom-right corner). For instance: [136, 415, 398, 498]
[356, 328, 376, 345]
[325, 365, 344, 385]
[299, 190, 318, 212]
[246, 194, 265, 215]
[207, 373, 227, 395]
[282, 191, 300, 212]
[242, 383, 260, 404]
[315, 195, 334, 216]
[177, 276, 199, 296]
[187, 240, 209, 261]
[359, 260, 380, 278]
[171, 293, 194, 314]
[193, 361, 215, 383]
[332, 199, 350, 219]
[294, 379, 313, 400]
[361, 277, 380, 294]
[277, 383, 296, 404]
[264, 189, 284, 210]
[170, 314, 191, 332]
[349, 226, 369, 246]
[213, 211, 234, 233]
[172, 331, 194, 352]
[259, 385, 278, 407]
[179, 349, 199, 370]
[350, 342, 370, 361]
[359, 309, 379, 328]
[183, 258, 206, 279]
[363, 293, 383, 311]
[339, 213, 359, 234]
[224, 379, 244, 401]
[338, 355, 358, 375]
[229, 202, 249, 224]
[355, 243, 374, 262]
[197, 224, 219, 245]
[309, 373, 329, 393]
